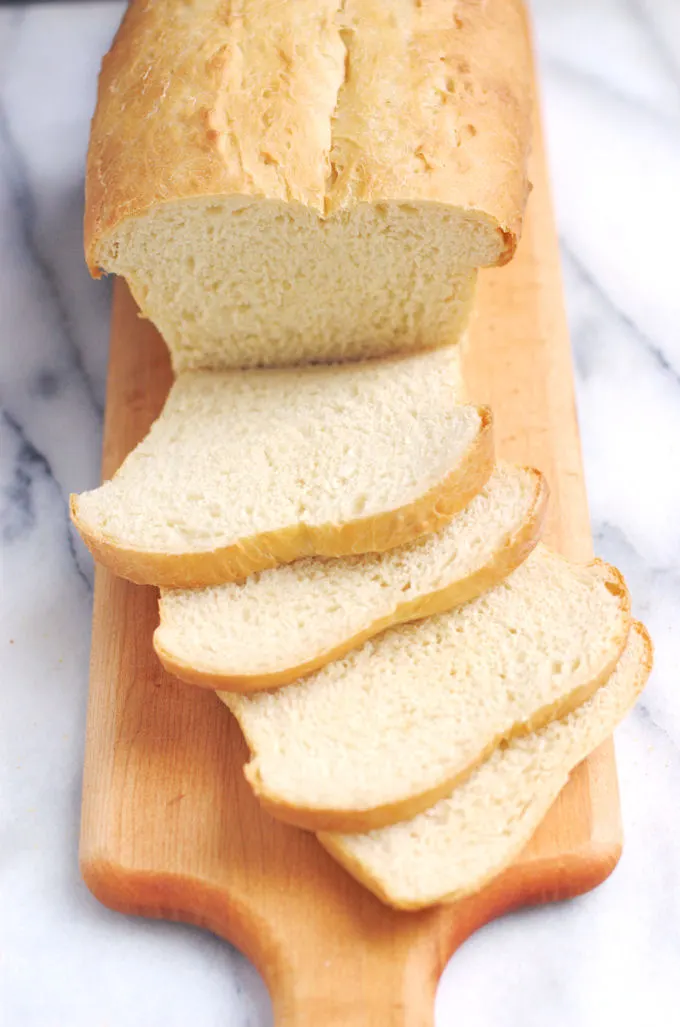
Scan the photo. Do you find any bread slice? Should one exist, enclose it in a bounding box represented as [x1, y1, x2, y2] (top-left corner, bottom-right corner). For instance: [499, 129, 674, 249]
[70, 349, 493, 588]
[156, 464, 548, 691]
[86, 0, 531, 371]
[221, 546, 631, 832]
[319, 622, 652, 909]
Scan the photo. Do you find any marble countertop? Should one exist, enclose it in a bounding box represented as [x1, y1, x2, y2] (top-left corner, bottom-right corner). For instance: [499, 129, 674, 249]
[1, 1, 678, 1023]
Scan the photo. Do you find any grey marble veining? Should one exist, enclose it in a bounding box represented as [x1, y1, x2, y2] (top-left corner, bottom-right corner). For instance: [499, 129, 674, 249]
[1, 2, 678, 1024]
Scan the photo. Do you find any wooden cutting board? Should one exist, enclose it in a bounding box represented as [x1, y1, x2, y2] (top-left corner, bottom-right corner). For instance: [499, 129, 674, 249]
[79, 98, 622, 1025]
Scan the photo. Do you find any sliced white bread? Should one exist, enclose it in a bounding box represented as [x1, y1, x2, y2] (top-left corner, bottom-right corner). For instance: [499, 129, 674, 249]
[155, 463, 548, 691]
[319, 622, 652, 909]
[221, 546, 631, 832]
[70, 348, 493, 588]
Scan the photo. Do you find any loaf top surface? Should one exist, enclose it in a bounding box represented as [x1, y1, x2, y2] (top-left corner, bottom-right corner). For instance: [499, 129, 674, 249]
[86, 0, 532, 271]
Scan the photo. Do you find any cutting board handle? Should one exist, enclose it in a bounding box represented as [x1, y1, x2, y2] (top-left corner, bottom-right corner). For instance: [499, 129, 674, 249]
[266, 938, 438, 1026]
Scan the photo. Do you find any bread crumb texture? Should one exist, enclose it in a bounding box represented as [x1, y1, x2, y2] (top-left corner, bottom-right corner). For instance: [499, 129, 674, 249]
[319, 623, 652, 908]
[222, 546, 631, 829]
[156, 464, 546, 687]
[71, 348, 493, 585]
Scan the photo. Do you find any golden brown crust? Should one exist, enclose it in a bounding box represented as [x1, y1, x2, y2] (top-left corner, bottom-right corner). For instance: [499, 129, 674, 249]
[159, 467, 548, 692]
[85, 0, 533, 273]
[233, 561, 632, 833]
[318, 622, 653, 909]
[70, 406, 494, 588]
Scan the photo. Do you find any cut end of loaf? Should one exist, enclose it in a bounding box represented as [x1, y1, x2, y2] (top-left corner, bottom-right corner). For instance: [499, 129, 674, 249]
[96, 199, 491, 371]
[86, 0, 532, 366]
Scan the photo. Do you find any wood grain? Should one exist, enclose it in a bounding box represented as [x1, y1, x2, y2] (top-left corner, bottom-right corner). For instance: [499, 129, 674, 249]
[79, 104, 621, 1025]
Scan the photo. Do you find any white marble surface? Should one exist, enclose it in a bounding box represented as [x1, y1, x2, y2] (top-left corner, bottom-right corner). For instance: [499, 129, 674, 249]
[1, 1, 678, 1023]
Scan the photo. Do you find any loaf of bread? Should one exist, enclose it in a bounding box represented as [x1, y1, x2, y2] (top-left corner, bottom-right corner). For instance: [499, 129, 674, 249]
[85, 0, 532, 371]
[319, 623, 652, 909]
[221, 546, 631, 832]
[155, 463, 547, 690]
[70, 348, 493, 588]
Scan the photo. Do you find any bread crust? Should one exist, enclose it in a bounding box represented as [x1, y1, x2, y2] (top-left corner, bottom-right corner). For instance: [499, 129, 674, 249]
[70, 407, 494, 588]
[317, 622, 653, 909]
[85, 0, 533, 273]
[159, 468, 548, 691]
[231, 561, 632, 833]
